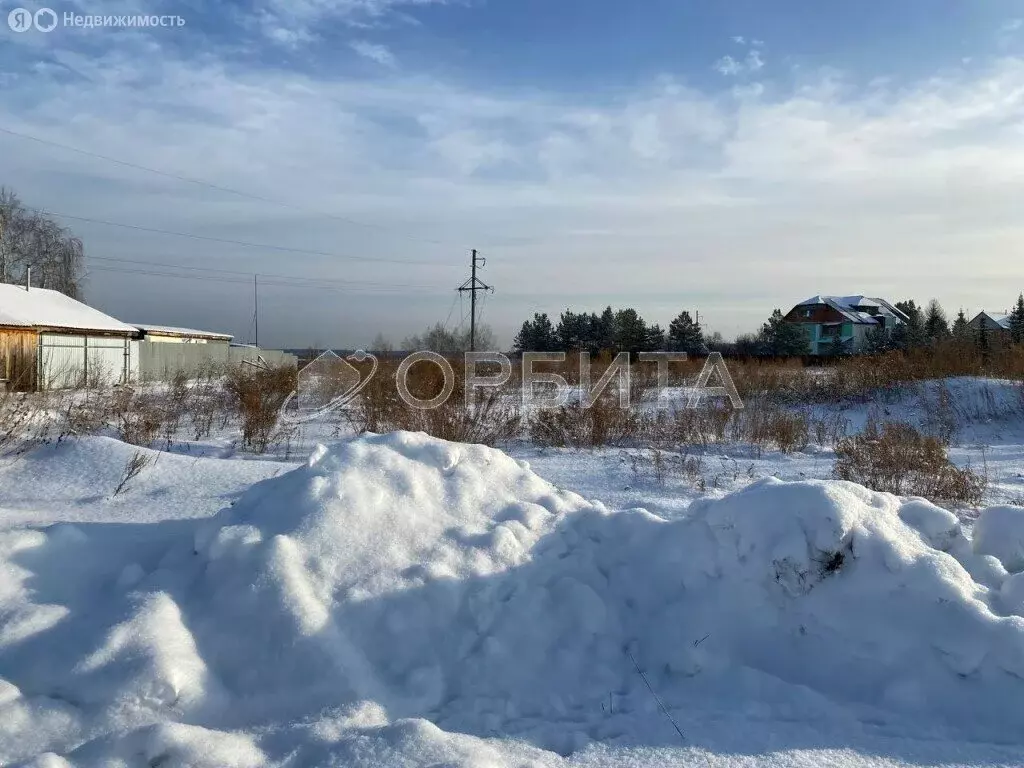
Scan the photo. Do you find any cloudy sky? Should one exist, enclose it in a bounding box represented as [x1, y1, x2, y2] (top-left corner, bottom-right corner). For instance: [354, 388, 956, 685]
[1, 0, 1023, 348]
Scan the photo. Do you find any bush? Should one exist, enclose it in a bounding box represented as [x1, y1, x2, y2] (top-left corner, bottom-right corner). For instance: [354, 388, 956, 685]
[530, 393, 644, 448]
[737, 403, 810, 453]
[111, 387, 165, 447]
[225, 363, 297, 453]
[834, 418, 986, 505]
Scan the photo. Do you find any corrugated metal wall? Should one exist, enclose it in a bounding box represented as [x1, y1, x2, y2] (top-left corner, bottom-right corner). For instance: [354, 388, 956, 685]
[39, 334, 86, 389]
[138, 342, 297, 381]
[139, 341, 229, 380]
[38, 334, 136, 389]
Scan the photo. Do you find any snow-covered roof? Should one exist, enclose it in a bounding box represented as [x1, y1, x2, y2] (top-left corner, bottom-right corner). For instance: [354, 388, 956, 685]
[135, 323, 232, 340]
[795, 295, 908, 325]
[975, 311, 1012, 330]
[0, 283, 138, 335]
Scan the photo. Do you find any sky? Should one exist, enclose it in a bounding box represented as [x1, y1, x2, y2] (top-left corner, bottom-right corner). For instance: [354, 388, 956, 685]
[1, 0, 1023, 349]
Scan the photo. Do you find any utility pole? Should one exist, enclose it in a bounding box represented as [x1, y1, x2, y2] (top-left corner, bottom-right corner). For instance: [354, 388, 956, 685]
[457, 249, 493, 351]
[253, 274, 259, 348]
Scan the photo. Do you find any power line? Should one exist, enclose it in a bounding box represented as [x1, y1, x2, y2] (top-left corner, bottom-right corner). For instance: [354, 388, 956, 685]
[442, 292, 459, 330]
[477, 289, 489, 328]
[2, 203, 460, 268]
[87, 254, 448, 290]
[0, 125, 457, 249]
[88, 265, 446, 294]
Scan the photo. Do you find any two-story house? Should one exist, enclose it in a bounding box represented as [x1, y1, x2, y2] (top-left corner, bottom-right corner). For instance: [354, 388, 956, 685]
[783, 295, 909, 355]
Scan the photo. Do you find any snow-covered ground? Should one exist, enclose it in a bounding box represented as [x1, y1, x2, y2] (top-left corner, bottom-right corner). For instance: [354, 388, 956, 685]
[2, 377, 1024, 767]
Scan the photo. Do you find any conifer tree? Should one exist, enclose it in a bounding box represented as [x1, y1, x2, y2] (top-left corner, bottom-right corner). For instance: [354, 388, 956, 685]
[1009, 294, 1024, 345]
[667, 310, 707, 354]
[759, 309, 809, 356]
[951, 309, 972, 342]
[923, 299, 950, 343]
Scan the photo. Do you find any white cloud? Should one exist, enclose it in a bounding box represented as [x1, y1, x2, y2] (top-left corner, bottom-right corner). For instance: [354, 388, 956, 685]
[258, 0, 450, 43]
[350, 40, 397, 66]
[714, 55, 743, 76]
[3, 39, 1024, 344]
[731, 35, 745, 45]
[715, 48, 765, 77]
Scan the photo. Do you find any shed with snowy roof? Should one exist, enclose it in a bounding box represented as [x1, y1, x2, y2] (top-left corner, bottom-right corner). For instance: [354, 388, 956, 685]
[0, 281, 139, 391]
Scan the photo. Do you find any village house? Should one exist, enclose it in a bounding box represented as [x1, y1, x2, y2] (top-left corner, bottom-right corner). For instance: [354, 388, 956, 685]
[0, 281, 140, 391]
[968, 311, 1012, 343]
[783, 295, 909, 355]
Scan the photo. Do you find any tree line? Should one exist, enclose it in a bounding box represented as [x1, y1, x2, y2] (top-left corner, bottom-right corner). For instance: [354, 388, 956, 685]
[513, 307, 710, 355]
[511, 296, 1024, 359]
[0, 188, 85, 298]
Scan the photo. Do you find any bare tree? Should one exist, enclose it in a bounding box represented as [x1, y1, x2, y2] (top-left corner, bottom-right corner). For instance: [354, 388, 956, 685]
[403, 322, 496, 353]
[0, 187, 85, 298]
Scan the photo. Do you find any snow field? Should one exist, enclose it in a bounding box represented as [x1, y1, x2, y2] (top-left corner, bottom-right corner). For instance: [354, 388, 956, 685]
[2, 431, 1024, 766]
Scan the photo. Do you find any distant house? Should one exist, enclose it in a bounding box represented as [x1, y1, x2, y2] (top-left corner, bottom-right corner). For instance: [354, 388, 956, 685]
[0, 282, 139, 391]
[968, 311, 1011, 342]
[783, 295, 909, 355]
[134, 324, 232, 345]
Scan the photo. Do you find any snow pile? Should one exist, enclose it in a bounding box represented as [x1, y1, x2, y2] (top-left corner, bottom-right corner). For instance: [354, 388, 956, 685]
[4, 432, 1024, 766]
[974, 504, 1024, 573]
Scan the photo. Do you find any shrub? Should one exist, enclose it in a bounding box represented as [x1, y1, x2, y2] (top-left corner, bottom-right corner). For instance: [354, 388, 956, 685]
[112, 450, 153, 496]
[530, 393, 643, 448]
[412, 388, 521, 446]
[225, 363, 297, 453]
[737, 403, 810, 453]
[0, 388, 51, 456]
[834, 418, 986, 505]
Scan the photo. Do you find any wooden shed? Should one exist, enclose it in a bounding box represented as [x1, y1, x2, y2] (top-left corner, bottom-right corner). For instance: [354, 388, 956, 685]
[0, 282, 140, 392]
[0, 327, 38, 391]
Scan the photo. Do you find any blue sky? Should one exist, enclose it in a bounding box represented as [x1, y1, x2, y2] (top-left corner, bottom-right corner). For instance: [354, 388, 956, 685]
[1, 0, 1023, 347]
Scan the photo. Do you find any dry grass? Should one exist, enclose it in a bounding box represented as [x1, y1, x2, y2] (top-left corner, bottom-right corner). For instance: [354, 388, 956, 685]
[112, 450, 153, 496]
[335, 344, 1024, 453]
[225, 363, 297, 453]
[530, 392, 644, 448]
[622, 447, 706, 488]
[345, 358, 521, 446]
[6, 340, 1021, 461]
[110, 388, 166, 446]
[834, 418, 986, 505]
[0, 388, 54, 456]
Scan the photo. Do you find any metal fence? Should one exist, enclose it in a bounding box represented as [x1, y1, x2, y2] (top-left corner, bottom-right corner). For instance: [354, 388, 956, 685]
[137, 341, 297, 381]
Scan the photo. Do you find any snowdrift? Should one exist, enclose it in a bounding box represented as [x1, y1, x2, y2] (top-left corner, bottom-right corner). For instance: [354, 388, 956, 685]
[3, 431, 1024, 767]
